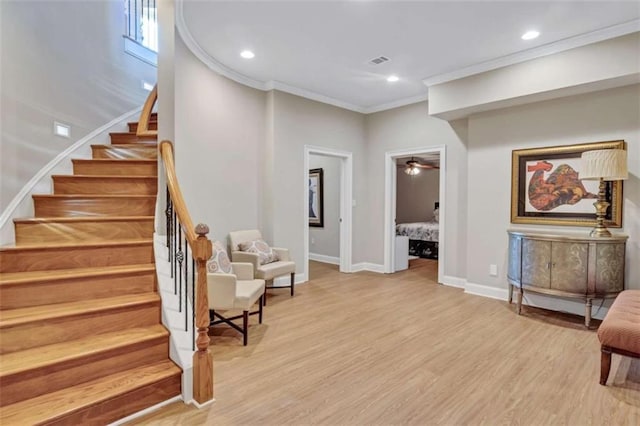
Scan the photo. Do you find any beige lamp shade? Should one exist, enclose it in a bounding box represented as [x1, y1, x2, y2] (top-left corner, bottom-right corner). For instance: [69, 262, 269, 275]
[580, 149, 628, 181]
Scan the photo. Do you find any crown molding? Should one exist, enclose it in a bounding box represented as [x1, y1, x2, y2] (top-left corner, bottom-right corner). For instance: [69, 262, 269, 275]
[267, 80, 365, 113]
[176, 0, 366, 113]
[177, 1, 638, 114]
[362, 93, 429, 114]
[175, 0, 266, 91]
[423, 19, 640, 87]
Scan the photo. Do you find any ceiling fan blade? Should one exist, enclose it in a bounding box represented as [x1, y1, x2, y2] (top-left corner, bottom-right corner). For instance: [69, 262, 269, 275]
[415, 163, 439, 169]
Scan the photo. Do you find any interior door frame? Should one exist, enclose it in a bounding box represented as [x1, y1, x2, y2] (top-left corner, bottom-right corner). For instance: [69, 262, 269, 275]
[384, 145, 446, 283]
[304, 145, 353, 279]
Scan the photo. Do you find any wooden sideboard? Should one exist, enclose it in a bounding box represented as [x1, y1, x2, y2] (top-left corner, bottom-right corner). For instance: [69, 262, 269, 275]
[507, 230, 627, 327]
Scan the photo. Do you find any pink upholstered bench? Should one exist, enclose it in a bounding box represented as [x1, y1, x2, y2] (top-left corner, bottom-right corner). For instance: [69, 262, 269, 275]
[597, 290, 640, 385]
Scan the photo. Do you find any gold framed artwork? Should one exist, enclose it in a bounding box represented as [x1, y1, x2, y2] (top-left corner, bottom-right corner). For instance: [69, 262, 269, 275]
[511, 140, 625, 227]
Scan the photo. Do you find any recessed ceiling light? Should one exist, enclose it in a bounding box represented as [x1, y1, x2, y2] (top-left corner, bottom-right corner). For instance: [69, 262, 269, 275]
[387, 75, 399, 83]
[240, 50, 255, 59]
[521, 30, 540, 40]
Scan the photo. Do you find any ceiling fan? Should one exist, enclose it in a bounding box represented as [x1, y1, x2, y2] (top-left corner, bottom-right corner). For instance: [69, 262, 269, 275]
[403, 157, 439, 175]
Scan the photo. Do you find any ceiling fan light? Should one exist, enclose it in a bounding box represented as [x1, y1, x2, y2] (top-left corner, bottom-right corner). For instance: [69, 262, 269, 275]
[404, 166, 420, 176]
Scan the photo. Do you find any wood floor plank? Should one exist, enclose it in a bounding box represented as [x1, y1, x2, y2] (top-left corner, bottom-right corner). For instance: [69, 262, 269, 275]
[127, 259, 640, 425]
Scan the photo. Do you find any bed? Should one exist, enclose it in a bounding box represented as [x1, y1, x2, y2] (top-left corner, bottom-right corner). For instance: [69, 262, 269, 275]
[395, 221, 439, 260]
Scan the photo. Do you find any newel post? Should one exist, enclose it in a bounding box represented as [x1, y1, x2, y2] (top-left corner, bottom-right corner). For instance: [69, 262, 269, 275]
[193, 223, 214, 404]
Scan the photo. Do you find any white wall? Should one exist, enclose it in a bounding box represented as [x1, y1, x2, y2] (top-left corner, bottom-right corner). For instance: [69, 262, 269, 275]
[365, 103, 468, 278]
[0, 0, 156, 213]
[466, 84, 640, 301]
[396, 167, 440, 223]
[172, 37, 367, 276]
[174, 35, 266, 245]
[272, 91, 367, 272]
[309, 154, 341, 259]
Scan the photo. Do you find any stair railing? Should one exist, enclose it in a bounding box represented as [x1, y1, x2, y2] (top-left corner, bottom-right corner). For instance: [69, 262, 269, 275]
[137, 84, 157, 137]
[160, 139, 214, 404]
[124, 0, 158, 52]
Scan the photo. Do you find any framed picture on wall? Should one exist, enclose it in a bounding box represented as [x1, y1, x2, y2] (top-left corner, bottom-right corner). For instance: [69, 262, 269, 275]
[511, 140, 625, 227]
[309, 168, 324, 227]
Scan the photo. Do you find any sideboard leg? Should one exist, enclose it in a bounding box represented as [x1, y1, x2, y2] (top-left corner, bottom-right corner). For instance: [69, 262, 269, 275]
[517, 288, 523, 315]
[508, 284, 513, 304]
[585, 299, 592, 328]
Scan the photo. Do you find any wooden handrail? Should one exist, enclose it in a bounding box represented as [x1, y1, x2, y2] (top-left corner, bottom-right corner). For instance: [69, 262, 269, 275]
[159, 139, 214, 404]
[137, 84, 158, 137]
[160, 141, 196, 244]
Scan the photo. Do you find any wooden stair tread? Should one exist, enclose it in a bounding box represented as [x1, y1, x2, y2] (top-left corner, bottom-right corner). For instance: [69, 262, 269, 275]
[13, 216, 154, 224]
[0, 293, 160, 328]
[52, 174, 157, 179]
[0, 325, 168, 377]
[0, 360, 180, 425]
[0, 263, 155, 285]
[92, 143, 157, 148]
[71, 159, 157, 164]
[0, 238, 152, 252]
[32, 194, 156, 199]
[109, 132, 157, 137]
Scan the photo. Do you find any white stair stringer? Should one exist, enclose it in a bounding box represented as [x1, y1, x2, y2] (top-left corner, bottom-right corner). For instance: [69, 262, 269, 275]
[153, 233, 196, 404]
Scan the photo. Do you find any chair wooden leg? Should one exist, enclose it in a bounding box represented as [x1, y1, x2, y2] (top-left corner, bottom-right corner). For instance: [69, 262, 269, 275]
[600, 346, 612, 385]
[290, 272, 295, 296]
[243, 310, 249, 346]
[264, 279, 272, 306]
[258, 295, 263, 324]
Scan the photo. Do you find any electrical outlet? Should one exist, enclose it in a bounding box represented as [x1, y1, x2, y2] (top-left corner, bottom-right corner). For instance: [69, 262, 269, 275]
[489, 264, 498, 276]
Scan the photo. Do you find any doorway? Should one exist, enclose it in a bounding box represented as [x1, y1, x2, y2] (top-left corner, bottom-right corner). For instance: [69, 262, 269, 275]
[384, 146, 446, 283]
[303, 146, 353, 282]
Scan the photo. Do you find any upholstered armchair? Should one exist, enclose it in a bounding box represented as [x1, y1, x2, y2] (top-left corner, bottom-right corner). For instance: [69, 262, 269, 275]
[228, 229, 296, 305]
[207, 246, 265, 345]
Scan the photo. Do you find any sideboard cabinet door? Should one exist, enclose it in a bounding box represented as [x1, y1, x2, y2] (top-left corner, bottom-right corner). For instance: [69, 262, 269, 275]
[521, 239, 551, 289]
[595, 243, 625, 294]
[550, 242, 588, 293]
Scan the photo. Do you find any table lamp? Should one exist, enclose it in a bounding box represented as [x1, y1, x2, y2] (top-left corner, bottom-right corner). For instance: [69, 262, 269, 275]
[580, 149, 628, 237]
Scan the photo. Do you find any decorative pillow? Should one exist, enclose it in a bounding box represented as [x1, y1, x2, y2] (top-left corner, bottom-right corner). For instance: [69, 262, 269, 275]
[207, 241, 232, 273]
[433, 208, 440, 223]
[238, 239, 279, 265]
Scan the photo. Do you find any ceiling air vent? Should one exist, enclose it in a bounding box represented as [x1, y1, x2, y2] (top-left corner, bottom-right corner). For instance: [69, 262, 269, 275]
[368, 56, 390, 65]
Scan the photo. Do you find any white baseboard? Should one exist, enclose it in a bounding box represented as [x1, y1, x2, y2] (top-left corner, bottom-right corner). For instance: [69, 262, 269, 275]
[441, 275, 466, 289]
[309, 253, 340, 265]
[351, 262, 385, 273]
[465, 282, 509, 301]
[108, 395, 182, 425]
[188, 397, 216, 409]
[273, 272, 306, 287]
[518, 291, 611, 320]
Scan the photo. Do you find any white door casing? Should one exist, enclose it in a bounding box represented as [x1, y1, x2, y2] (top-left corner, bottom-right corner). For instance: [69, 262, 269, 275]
[384, 146, 446, 284]
[304, 145, 353, 280]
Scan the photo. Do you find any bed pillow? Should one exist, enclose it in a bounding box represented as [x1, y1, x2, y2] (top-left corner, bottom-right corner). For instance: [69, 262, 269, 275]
[238, 239, 280, 265]
[207, 241, 233, 274]
[433, 208, 440, 222]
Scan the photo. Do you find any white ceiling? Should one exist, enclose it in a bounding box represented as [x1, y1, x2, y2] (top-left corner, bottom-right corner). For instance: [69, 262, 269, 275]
[179, 1, 640, 113]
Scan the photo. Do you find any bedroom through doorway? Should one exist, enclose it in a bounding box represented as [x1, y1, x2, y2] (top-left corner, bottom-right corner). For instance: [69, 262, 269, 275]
[384, 146, 446, 283]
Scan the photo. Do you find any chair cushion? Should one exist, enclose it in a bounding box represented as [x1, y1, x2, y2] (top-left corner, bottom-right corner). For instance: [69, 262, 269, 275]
[597, 290, 640, 354]
[238, 239, 279, 265]
[207, 241, 232, 274]
[234, 279, 265, 310]
[256, 260, 296, 281]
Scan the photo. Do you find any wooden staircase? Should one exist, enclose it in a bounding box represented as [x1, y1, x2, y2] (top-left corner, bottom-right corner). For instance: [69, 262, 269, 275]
[0, 113, 183, 425]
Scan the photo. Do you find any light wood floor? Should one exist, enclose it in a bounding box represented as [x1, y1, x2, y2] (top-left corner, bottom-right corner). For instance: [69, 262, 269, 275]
[130, 260, 640, 425]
